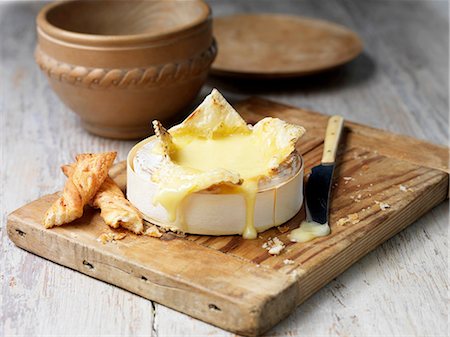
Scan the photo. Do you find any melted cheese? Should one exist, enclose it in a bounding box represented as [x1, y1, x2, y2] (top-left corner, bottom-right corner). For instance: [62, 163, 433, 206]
[168, 135, 258, 238]
[288, 220, 330, 243]
[172, 134, 278, 178]
[151, 161, 241, 225]
[147, 89, 305, 239]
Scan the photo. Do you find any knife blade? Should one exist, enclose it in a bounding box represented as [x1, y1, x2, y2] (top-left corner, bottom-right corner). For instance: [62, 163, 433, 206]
[306, 115, 344, 223]
[289, 115, 344, 242]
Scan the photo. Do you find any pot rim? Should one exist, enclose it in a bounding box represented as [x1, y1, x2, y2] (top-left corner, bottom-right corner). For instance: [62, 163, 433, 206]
[36, 0, 211, 47]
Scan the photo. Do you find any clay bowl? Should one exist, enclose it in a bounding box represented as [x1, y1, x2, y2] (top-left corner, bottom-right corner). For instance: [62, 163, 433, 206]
[35, 0, 216, 139]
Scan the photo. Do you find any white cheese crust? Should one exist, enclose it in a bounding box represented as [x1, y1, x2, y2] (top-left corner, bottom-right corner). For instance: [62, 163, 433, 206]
[127, 137, 304, 236]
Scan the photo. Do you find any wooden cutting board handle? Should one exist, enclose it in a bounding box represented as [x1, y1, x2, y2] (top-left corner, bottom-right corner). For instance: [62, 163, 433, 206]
[321, 115, 344, 164]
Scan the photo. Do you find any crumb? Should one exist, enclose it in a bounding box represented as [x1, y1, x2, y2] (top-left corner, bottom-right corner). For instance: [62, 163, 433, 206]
[97, 233, 109, 244]
[144, 225, 162, 238]
[369, 183, 373, 186]
[277, 225, 290, 234]
[343, 176, 355, 184]
[379, 203, 391, 211]
[262, 237, 271, 248]
[362, 164, 369, 171]
[399, 185, 413, 192]
[350, 195, 361, 203]
[262, 237, 285, 255]
[97, 232, 127, 244]
[283, 259, 295, 265]
[336, 217, 347, 226]
[348, 213, 360, 224]
[336, 213, 360, 226]
[269, 245, 284, 255]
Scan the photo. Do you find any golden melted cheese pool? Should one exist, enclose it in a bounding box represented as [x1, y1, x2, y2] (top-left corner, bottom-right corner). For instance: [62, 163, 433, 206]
[127, 89, 306, 239]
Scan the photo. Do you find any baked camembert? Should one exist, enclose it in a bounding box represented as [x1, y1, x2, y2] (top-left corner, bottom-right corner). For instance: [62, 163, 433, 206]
[127, 89, 306, 239]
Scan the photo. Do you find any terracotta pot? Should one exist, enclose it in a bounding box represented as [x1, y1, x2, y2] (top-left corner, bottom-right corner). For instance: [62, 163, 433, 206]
[35, 0, 216, 139]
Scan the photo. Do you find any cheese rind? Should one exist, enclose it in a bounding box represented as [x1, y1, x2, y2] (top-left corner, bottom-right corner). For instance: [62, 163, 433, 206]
[127, 137, 304, 236]
[127, 89, 305, 238]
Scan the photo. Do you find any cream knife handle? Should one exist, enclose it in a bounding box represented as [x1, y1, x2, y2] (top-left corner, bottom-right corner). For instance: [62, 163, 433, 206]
[321, 115, 344, 164]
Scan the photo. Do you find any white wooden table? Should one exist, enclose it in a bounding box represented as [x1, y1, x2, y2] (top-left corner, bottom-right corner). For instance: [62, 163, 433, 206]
[1, 1, 448, 336]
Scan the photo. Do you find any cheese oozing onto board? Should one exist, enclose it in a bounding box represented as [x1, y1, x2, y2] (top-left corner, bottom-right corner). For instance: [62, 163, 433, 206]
[134, 89, 306, 239]
[288, 220, 331, 242]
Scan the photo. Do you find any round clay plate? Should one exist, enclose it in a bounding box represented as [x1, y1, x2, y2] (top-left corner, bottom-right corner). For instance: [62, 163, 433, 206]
[211, 14, 363, 78]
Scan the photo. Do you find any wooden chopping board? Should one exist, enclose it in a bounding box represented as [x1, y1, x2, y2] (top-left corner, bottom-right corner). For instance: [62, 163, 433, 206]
[7, 98, 449, 336]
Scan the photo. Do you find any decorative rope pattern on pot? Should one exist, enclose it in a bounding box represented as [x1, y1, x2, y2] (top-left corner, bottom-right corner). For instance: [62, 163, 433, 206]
[35, 41, 217, 89]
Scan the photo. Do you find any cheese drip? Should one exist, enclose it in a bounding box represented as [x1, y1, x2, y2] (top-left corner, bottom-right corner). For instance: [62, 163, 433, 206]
[288, 220, 330, 242]
[149, 89, 305, 239]
[170, 133, 279, 239]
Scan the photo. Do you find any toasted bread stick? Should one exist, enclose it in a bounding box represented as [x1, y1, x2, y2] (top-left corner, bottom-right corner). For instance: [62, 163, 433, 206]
[61, 163, 144, 234]
[43, 152, 116, 228]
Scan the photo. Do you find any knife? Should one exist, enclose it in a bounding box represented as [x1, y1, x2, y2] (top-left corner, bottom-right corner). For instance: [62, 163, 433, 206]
[306, 115, 344, 224]
[289, 115, 344, 242]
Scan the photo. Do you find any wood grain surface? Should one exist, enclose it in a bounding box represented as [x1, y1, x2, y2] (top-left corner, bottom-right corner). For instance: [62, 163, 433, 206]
[5, 98, 449, 335]
[1, 1, 449, 336]
[211, 14, 362, 77]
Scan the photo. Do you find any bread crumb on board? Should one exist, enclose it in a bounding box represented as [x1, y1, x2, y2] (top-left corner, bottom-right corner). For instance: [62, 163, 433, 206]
[283, 259, 295, 265]
[399, 184, 413, 192]
[144, 225, 163, 238]
[375, 200, 391, 210]
[379, 202, 391, 210]
[336, 213, 360, 226]
[262, 237, 285, 255]
[97, 232, 127, 244]
[350, 195, 362, 203]
[343, 176, 354, 185]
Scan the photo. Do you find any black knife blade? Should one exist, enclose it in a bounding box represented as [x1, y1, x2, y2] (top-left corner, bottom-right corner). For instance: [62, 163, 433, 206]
[304, 115, 344, 225]
[305, 164, 334, 224]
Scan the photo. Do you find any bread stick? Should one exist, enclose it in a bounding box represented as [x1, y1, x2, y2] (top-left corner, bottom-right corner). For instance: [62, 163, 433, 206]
[61, 163, 144, 234]
[43, 152, 116, 228]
